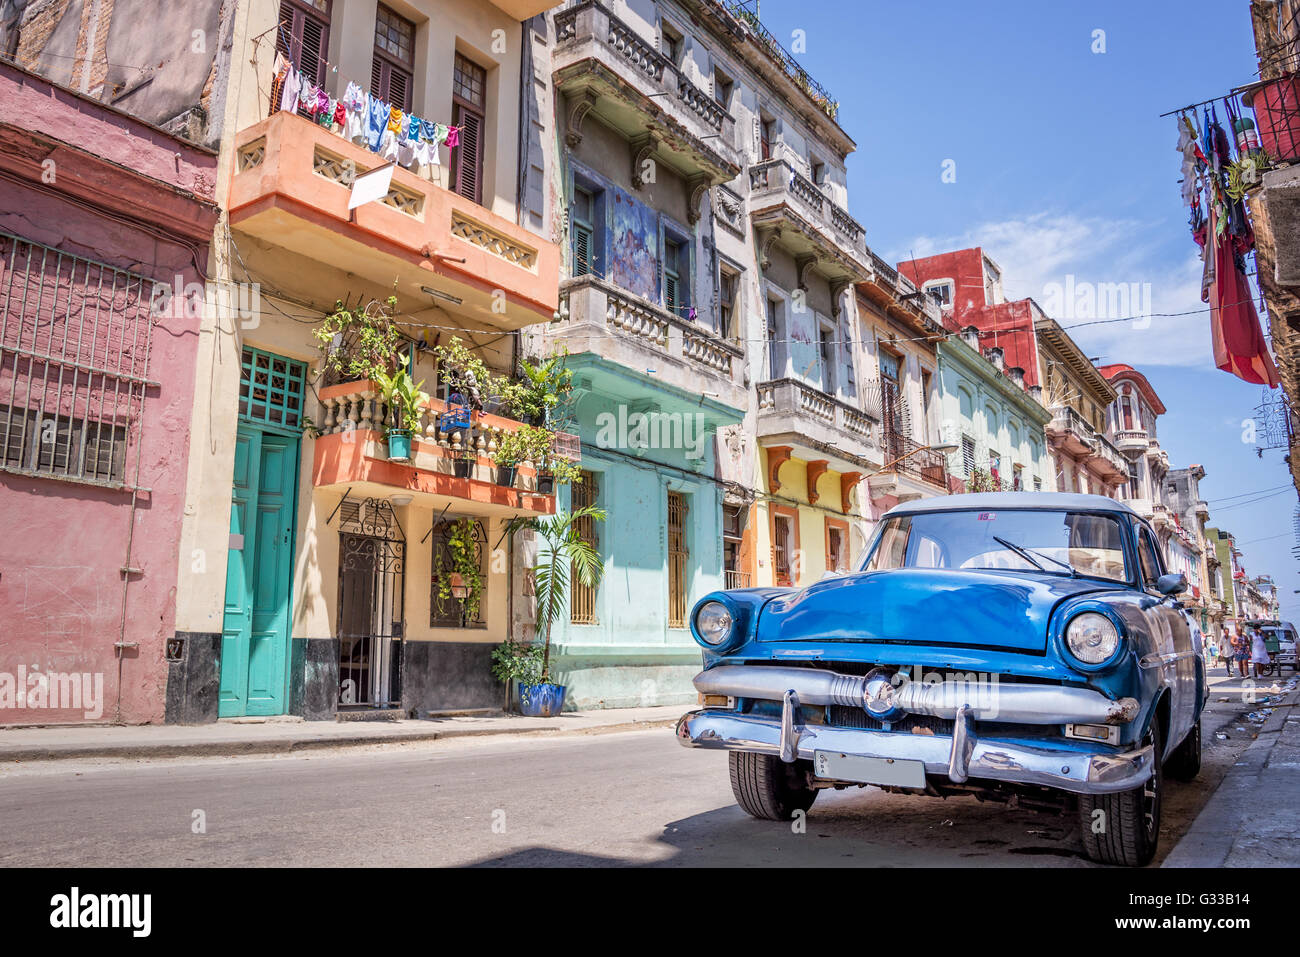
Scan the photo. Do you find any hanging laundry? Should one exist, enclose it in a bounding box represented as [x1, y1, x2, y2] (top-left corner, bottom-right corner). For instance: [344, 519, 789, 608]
[333, 99, 347, 128]
[445, 125, 460, 149]
[366, 94, 388, 152]
[388, 105, 404, 136]
[342, 82, 366, 144]
[279, 67, 302, 114]
[1195, 191, 1280, 386]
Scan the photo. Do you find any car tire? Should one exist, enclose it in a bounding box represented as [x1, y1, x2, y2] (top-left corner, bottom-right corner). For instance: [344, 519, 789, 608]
[1164, 719, 1201, 782]
[729, 751, 818, 821]
[1078, 721, 1162, 867]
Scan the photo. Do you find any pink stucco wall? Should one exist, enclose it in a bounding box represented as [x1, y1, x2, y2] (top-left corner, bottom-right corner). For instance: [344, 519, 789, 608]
[0, 64, 216, 725]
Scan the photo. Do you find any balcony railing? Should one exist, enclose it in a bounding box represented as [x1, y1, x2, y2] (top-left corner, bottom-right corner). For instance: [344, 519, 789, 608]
[556, 273, 746, 404]
[756, 377, 878, 459]
[725, 570, 752, 589]
[722, 1, 839, 121]
[554, 1, 739, 159]
[881, 429, 948, 490]
[748, 158, 866, 251]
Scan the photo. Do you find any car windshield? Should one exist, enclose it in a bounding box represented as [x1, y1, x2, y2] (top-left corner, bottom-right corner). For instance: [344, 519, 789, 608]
[863, 509, 1130, 582]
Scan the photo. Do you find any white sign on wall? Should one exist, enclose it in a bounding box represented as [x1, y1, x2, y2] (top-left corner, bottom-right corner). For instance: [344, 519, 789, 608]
[348, 162, 395, 211]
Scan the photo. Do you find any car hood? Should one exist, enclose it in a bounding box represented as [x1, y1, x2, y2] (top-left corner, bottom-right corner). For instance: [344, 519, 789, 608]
[755, 568, 1114, 654]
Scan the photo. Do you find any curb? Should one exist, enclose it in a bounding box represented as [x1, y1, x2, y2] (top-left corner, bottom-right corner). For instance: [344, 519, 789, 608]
[1161, 692, 1298, 868]
[0, 717, 679, 764]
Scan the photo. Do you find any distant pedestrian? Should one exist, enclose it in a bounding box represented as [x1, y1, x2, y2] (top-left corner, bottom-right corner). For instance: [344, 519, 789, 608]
[1218, 630, 1235, 676]
[1232, 626, 1250, 678]
[1251, 626, 1271, 678]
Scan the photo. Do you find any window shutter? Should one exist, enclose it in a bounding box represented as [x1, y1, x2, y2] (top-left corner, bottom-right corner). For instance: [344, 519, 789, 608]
[664, 273, 678, 312]
[371, 58, 384, 99]
[299, 14, 327, 85]
[388, 69, 410, 111]
[573, 224, 592, 276]
[453, 108, 483, 204]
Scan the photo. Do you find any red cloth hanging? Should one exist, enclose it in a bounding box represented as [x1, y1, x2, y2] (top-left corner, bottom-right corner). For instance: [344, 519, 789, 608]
[1195, 205, 1280, 387]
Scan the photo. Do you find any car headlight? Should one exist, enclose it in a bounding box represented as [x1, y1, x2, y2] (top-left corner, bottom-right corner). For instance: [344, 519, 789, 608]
[695, 601, 734, 646]
[1065, 612, 1121, 665]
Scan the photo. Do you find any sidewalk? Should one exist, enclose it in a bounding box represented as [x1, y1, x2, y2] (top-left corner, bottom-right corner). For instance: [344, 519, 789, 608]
[1163, 677, 1300, 867]
[0, 705, 687, 764]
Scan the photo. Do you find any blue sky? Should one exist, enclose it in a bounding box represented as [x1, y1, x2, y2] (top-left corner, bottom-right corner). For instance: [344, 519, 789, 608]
[754, 0, 1299, 620]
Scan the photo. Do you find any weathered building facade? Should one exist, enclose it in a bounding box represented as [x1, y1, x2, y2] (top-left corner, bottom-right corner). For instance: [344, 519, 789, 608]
[0, 5, 225, 724]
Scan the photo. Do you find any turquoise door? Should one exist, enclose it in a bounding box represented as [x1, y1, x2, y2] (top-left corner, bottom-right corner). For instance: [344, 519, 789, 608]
[220, 424, 299, 717]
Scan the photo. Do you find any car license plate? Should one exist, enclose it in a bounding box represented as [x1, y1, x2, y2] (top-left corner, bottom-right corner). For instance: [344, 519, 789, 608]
[813, 750, 927, 788]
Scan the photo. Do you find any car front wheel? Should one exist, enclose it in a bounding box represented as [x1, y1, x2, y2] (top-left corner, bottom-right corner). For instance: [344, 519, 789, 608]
[729, 751, 818, 821]
[1078, 721, 1162, 867]
[1164, 719, 1201, 782]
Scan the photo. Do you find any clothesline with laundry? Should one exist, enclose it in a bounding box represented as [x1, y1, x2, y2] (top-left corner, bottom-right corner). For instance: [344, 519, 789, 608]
[270, 47, 463, 173]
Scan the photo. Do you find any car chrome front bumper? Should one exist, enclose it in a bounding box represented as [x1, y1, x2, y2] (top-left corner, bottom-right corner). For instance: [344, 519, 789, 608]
[676, 703, 1155, 795]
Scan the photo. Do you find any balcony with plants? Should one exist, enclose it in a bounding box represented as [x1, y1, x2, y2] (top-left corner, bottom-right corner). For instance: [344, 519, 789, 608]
[309, 300, 581, 516]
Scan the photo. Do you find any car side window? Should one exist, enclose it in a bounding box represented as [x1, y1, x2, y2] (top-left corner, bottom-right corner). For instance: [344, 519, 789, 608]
[1135, 526, 1162, 588]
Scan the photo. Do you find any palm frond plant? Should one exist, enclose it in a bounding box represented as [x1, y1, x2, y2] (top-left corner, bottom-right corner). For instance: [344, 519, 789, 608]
[372, 355, 429, 461]
[499, 505, 606, 711]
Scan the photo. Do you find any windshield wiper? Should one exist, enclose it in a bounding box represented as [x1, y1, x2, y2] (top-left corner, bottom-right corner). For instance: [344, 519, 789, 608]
[991, 535, 1077, 576]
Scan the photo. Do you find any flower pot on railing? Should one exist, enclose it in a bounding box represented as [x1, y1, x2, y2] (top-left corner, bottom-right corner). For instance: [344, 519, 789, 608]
[1246, 73, 1300, 162]
[536, 472, 555, 495]
[448, 572, 469, 600]
[453, 456, 473, 479]
[495, 466, 518, 488]
[385, 429, 411, 462]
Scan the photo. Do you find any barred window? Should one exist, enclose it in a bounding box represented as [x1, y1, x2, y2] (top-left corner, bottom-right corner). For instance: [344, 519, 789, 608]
[570, 470, 599, 624]
[0, 232, 157, 488]
[668, 491, 689, 627]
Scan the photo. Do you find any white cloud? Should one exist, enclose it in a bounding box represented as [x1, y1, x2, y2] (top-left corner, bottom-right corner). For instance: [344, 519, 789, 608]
[893, 213, 1220, 368]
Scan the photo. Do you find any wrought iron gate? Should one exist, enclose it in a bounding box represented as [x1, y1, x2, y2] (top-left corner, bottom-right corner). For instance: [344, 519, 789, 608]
[336, 498, 405, 708]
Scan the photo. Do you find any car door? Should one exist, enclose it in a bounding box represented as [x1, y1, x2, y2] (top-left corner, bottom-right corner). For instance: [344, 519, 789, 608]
[1134, 522, 1196, 754]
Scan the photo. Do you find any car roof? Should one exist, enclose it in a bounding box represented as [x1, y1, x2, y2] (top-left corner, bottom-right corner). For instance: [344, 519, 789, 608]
[883, 492, 1139, 518]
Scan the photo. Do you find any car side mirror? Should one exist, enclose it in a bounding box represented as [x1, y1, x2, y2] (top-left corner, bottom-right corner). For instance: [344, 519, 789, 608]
[1156, 572, 1187, 596]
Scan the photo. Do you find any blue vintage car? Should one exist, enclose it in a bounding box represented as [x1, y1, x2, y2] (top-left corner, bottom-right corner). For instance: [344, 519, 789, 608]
[677, 492, 1206, 866]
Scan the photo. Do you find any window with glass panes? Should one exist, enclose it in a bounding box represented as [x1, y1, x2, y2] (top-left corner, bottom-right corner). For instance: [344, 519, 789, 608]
[451, 53, 487, 204]
[719, 264, 739, 338]
[371, 4, 415, 111]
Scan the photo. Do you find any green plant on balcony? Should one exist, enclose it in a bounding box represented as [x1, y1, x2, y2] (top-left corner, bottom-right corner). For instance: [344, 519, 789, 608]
[493, 423, 553, 469]
[433, 336, 501, 411]
[498, 348, 575, 428]
[434, 518, 484, 624]
[372, 355, 429, 461]
[965, 468, 1002, 493]
[315, 296, 403, 383]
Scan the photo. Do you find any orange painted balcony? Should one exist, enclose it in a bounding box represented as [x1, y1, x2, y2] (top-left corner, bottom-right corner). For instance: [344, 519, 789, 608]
[311, 381, 562, 518]
[229, 110, 560, 329]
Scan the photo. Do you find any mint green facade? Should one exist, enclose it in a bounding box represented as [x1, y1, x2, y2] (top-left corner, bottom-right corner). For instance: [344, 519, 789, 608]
[547, 354, 742, 710]
[936, 337, 1054, 491]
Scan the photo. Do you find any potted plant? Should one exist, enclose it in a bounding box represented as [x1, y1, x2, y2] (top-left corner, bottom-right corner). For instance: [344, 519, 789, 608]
[489, 640, 544, 713]
[433, 518, 484, 624]
[493, 424, 552, 488]
[502, 505, 606, 716]
[372, 356, 429, 462]
[314, 296, 403, 385]
[498, 349, 574, 427]
[451, 446, 475, 479]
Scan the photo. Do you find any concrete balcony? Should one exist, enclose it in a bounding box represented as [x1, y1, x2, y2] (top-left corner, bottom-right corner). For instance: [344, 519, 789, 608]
[228, 111, 560, 328]
[755, 377, 879, 474]
[1145, 441, 1170, 472]
[1088, 432, 1129, 483]
[553, 1, 743, 200]
[1114, 428, 1150, 453]
[1195, 500, 1210, 519]
[311, 381, 558, 518]
[555, 273, 747, 412]
[749, 158, 871, 287]
[1046, 405, 1098, 459]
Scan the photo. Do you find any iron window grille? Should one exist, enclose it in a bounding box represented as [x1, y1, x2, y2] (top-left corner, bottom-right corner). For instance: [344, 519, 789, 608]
[336, 497, 405, 708]
[570, 471, 600, 624]
[239, 347, 307, 433]
[0, 231, 159, 490]
[430, 517, 488, 628]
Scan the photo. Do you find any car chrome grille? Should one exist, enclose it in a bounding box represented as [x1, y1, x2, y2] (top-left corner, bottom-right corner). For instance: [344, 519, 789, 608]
[826, 706, 955, 735]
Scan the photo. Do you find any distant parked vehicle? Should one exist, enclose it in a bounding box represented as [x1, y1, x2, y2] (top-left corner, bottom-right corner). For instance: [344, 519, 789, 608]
[1247, 620, 1297, 675]
[677, 493, 1206, 867]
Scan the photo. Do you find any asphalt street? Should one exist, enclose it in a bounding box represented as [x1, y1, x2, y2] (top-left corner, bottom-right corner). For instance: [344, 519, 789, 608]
[0, 674, 1279, 867]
